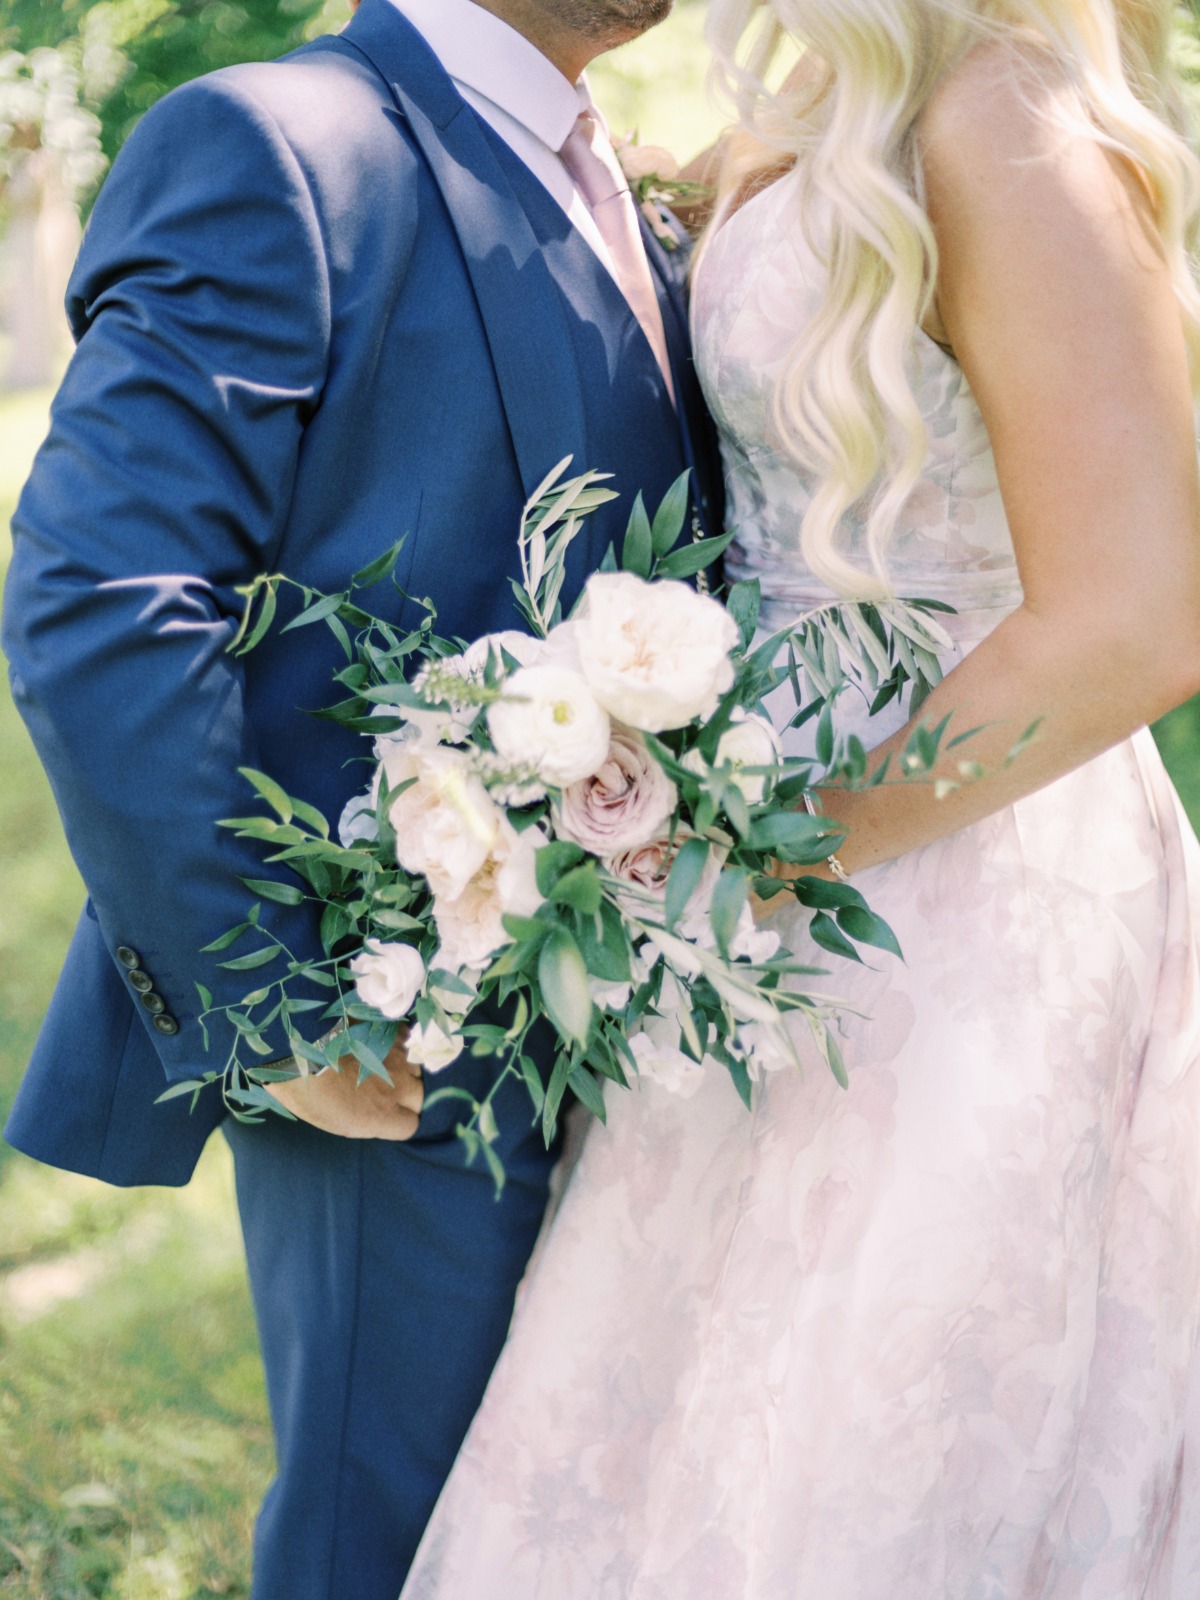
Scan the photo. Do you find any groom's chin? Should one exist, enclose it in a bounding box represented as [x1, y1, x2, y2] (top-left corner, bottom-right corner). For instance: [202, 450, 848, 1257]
[561, 0, 675, 44]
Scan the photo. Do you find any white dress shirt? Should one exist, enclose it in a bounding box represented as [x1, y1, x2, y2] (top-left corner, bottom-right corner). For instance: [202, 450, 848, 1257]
[385, 0, 622, 282]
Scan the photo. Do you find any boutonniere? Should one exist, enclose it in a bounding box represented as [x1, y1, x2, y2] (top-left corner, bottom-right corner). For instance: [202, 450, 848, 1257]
[615, 139, 713, 251]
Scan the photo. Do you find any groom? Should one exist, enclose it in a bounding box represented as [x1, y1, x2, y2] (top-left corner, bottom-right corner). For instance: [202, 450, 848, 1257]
[2, 0, 720, 1595]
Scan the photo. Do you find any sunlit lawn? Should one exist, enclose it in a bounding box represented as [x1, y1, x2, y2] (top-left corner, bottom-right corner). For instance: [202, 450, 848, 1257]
[4, 9, 1200, 1595]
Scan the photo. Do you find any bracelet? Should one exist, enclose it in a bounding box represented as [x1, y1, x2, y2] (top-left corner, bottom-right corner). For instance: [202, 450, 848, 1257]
[802, 792, 851, 883]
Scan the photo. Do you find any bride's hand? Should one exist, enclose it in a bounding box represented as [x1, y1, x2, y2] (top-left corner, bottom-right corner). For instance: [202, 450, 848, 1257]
[264, 1027, 423, 1140]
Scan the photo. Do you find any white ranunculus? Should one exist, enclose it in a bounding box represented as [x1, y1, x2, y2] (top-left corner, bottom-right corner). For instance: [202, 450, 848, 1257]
[405, 1019, 464, 1075]
[589, 978, 632, 1013]
[739, 1020, 795, 1081]
[338, 789, 379, 848]
[389, 747, 501, 901]
[629, 1026, 706, 1098]
[487, 665, 611, 789]
[729, 907, 781, 966]
[683, 709, 783, 806]
[432, 819, 544, 973]
[574, 572, 739, 733]
[348, 938, 425, 1021]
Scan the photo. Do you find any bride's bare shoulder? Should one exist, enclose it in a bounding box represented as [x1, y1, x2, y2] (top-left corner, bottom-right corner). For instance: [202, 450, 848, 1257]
[921, 37, 1158, 227]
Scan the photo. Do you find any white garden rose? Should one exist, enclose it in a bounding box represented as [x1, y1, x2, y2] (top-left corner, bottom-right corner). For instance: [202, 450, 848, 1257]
[432, 819, 544, 972]
[347, 938, 425, 1021]
[629, 1025, 706, 1099]
[683, 709, 783, 806]
[487, 665, 611, 789]
[405, 1019, 464, 1075]
[389, 747, 501, 901]
[574, 572, 739, 732]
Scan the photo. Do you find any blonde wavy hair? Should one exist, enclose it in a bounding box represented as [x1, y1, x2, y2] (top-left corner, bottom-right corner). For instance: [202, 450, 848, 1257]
[705, 0, 1200, 598]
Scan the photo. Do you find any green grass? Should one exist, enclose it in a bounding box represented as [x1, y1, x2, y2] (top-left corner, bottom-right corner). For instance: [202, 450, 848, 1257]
[4, 13, 1200, 1596]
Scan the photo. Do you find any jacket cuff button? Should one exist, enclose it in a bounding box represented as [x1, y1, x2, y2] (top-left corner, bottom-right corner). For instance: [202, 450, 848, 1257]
[129, 970, 153, 993]
[152, 1014, 180, 1037]
[117, 947, 140, 969]
[140, 992, 167, 1015]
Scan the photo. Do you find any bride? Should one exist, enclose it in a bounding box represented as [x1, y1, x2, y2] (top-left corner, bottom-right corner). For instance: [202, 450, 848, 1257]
[403, 0, 1200, 1592]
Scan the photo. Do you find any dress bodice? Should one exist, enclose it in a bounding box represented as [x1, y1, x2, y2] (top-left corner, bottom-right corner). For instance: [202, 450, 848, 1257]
[691, 169, 1024, 630]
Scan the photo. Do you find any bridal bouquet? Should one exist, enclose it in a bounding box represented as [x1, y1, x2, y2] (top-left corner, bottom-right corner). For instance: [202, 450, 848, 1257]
[168, 463, 952, 1180]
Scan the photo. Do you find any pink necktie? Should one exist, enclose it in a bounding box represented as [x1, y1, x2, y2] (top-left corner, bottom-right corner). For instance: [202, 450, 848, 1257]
[559, 108, 676, 403]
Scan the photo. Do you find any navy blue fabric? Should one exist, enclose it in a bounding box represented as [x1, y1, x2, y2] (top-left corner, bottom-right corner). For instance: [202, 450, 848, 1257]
[2, 6, 722, 1593]
[4, 0, 721, 1187]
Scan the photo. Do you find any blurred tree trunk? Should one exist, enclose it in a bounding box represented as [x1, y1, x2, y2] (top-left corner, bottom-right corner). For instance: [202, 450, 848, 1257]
[1, 146, 80, 389]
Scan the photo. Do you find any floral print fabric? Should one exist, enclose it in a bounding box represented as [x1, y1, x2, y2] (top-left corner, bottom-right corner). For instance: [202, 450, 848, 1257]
[400, 172, 1200, 1599]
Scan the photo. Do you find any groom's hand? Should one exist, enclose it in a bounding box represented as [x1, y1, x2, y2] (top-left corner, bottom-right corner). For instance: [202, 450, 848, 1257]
[263, 1029, 424, 1140]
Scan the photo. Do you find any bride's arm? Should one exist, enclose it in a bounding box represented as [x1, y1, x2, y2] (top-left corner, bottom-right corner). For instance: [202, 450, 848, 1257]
[786, 46, 1200, 882]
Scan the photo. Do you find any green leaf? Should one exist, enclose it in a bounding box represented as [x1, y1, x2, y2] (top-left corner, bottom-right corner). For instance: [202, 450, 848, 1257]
[710, 867, 750, 959]
[809, 911, 862, 963]
[836, 904, 903, 960]
[663, 835, 709, 929]
[542, 1049, 575, 1144]
[194, 982, 213, 1010]
[218, 944, 281, 972]
[815, 703, 835, 768]
[621, 492, 653, 578]
[279, 591, 348, 634]
[345, 1031, 392, 1085]
[236, 581, 278, 656]
[821, 1024, 849, 1090]
[237, 768, 294, 824]
[240, 877, 305, 906]
[534, 840, 586, 898]
[790, 876, 867, 912]
[538, 929, 593, 1048]
[727, 579, 762, 651]
[575, 901, 632, 982]
[351, 538, 406, 591]
[519, 1053, 546, 1114]
[549, 863, 603, 915]
[650, 471, 691, 557]
[654, 531, 735, 581]
[202, 921, 251, 953]
[155, 1080, 205, 1105]
[500, 913, 552, 945]
[320, 903, 355, 953]
[290, 797, 331, 839]
[748, 810, 835, 855]
[567, 1065, 607, 1122]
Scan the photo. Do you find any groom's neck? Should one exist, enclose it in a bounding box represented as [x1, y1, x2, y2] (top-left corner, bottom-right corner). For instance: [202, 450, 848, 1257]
[468, 0, 622, 84]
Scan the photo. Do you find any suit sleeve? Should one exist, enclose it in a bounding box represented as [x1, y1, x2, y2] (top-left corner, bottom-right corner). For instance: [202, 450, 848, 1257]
[2, 74, 334, 1082]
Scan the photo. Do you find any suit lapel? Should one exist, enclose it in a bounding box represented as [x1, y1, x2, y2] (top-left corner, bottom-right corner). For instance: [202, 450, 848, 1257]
[340, 0, 590, 500]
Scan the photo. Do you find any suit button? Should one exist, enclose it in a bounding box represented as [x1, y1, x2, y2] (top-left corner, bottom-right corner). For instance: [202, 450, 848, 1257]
[152, 1014, 180, 1037]
[117, 947, 140, 969]
[128, 970, 153, 993]
[140, 992, 166, 1015]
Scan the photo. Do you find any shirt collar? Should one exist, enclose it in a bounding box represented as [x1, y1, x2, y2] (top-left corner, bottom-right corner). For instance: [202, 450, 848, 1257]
[387, 0, 587, 153]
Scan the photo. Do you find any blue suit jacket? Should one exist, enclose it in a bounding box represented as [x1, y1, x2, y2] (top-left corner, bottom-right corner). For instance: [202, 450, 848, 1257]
[3, 0, 722, 1187]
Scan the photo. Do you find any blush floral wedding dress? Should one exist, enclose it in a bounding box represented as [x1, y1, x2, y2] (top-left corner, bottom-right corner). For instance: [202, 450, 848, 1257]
[400, 169, 1200, 1598]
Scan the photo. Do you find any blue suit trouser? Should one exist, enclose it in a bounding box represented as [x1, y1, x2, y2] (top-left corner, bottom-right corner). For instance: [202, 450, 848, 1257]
[224, 1097, 557, 1600]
